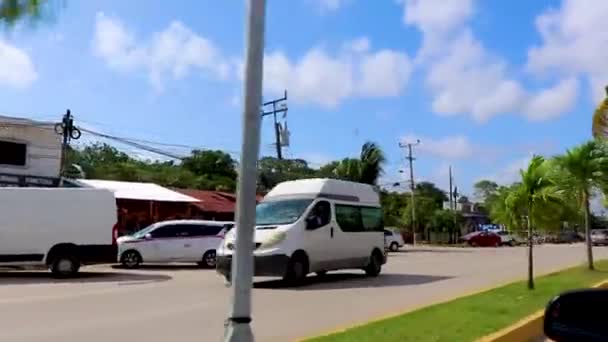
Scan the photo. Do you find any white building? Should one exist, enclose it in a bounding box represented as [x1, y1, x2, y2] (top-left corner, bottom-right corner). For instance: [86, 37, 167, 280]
[0, 115, 62, 187]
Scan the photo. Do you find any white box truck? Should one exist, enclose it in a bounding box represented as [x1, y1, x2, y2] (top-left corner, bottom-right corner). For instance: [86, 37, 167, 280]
[0, 187, 117, 277]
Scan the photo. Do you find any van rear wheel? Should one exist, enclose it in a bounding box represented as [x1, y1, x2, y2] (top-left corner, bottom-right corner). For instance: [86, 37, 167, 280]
[365, 251, 382, 277]
[50, 254, 80, 278]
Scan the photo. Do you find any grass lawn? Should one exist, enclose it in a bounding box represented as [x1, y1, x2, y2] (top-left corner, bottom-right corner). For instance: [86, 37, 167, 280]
[306, 260, 608, 342]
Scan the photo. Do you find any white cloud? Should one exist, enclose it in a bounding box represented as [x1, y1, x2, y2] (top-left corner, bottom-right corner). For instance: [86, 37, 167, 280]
[297, 152, 334, 168]
[264, 38, 411, 108]
[524, 78, 579, 121]
[425, 31, 526, 122]
[316, 0, 349, 12]
[527, 0, 608, 103]
[0, 40, 37, 88]
[359, 50, 412, 97]
[401, 1, 576, 122]
[400, 0, 475, 59]
[93, 12, 228, 91]
[401, 134, 474, 160]
[483, 155, 533, 185]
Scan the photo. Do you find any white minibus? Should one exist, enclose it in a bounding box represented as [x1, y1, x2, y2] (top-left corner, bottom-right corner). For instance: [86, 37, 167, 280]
[216, 178, 386, 284]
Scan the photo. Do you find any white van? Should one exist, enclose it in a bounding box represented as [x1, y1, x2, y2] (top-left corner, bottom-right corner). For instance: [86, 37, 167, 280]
[216, 178, 386, 284]
[0, 187, 117, 277]
[117, 220, 233, 268]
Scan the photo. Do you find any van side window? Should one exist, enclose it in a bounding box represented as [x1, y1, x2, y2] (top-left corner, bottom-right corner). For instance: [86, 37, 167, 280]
[361, 207, 383, 232]
[335, 205, 363, 232]
[306, 201, 331, 229]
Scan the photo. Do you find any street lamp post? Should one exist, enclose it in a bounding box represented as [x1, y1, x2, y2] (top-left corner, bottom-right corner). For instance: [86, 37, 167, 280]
[223, 1, 266, 341]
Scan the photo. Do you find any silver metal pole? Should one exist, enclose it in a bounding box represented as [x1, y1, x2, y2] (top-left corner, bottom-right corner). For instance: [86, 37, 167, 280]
[223, 0, 266, 341]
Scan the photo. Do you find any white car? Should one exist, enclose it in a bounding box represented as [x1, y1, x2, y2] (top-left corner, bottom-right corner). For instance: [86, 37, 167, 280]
[216, 178, 387, 285]
[495, 230, 517, 246]
[384, 229, 405, 252]
[117, 220, 233, 269]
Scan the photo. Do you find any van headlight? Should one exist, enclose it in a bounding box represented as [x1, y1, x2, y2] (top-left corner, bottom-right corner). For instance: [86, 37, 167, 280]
[224, 239, 236, 251]
[259, 231, 286, 249]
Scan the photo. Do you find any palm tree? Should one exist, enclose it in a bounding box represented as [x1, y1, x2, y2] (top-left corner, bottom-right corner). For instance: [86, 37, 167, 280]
[0, 0, 57, 26]
[592, 87, 608, 139]
[552, 140, 608, 270]
[506, 156, 563, 289]
[331, 142, 386, 185]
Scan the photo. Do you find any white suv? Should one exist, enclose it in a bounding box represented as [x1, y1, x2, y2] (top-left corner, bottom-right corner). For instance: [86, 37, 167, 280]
[384, 229, 405, 252]
[117, 220, 233, 269]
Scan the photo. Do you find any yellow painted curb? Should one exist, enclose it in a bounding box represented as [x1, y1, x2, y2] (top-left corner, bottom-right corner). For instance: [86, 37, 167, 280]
[475, 279, 608, 342]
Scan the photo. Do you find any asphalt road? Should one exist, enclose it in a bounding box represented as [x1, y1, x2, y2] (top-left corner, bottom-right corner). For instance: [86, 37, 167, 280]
[0, 244, 606, 342]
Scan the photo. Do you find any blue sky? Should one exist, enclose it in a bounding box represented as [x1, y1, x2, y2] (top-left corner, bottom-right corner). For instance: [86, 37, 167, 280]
[0, 0, 606, 196]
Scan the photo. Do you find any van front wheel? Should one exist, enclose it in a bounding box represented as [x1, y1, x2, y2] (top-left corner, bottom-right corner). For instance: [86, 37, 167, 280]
[284, 254, 309, 285]
[365, 251, 382, 277]
[50, 254, 80, 278]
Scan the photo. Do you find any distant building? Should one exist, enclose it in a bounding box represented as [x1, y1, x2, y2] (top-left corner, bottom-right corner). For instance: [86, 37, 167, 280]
[443, 196, 490, 233]
[0, 115, 62, 187]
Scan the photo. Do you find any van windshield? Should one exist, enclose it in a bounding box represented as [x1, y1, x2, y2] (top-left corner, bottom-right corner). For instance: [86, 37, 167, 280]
[256, 199, 313, 226]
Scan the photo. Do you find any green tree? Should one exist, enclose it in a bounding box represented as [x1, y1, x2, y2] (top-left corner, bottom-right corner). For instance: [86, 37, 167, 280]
[474, 180, 499, 203]
[592, 87, 608, 139]
[258, 157, 317, 191]
[415, 182, 448, 208]
[402, 196, 437, 238]
[0, 0, 62, 28]
[507, 155, 564, 289]
[552, 140, 608, 270]
[430, 209, 464, 243]
[328, 142, 386, 185]
[380, 191, 408, 227]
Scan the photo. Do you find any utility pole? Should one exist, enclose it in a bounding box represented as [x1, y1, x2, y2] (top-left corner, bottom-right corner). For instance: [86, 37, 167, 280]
[223, 0, 265, 341]
[261, 90, 288, 159]
[449, 166, 458, 243]
[399, 139, 420, 246]
[54, 109, 81, 176]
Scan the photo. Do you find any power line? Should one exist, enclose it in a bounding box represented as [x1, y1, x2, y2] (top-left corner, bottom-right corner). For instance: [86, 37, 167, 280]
[399, 139, 421, 246]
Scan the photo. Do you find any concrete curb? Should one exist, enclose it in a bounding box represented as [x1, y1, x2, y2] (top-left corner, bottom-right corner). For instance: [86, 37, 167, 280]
[475, 279, 608, 342]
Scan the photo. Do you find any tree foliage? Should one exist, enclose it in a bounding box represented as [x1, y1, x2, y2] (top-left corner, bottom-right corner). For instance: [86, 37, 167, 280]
[65, 143, 238, 191]
[551, 139, 608, 270]
[324, 142, 386, 185]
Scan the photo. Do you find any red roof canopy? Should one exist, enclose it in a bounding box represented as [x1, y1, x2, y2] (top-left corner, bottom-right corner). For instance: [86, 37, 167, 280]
[174, 189, 264, 213]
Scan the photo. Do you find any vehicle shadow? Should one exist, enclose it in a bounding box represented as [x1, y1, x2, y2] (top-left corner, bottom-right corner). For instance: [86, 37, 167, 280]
[254, 272, 451, 290]
[395, 248, 473, 253]
[112, 264, 208, 271]
[0, 271, 171, 285]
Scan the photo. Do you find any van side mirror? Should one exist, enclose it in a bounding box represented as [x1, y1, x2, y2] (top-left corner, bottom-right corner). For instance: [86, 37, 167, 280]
[544, 289, 608, 341]
[144, 233, 152, 240]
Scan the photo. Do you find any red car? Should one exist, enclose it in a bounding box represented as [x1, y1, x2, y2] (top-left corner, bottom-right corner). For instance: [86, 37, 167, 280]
[461, 231, 501, 247]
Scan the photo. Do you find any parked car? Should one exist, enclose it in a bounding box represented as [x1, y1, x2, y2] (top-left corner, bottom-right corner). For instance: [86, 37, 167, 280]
[384, 229, 405, 252]
[460, 231, 501, 247]
[216, 178, 387, 285]
[591, 229, 608, 246]
[554, 231, 584, 244]
[117, 220, 233, 269]
[495, 230, 518, 246]
[0, 188, 117, 277]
